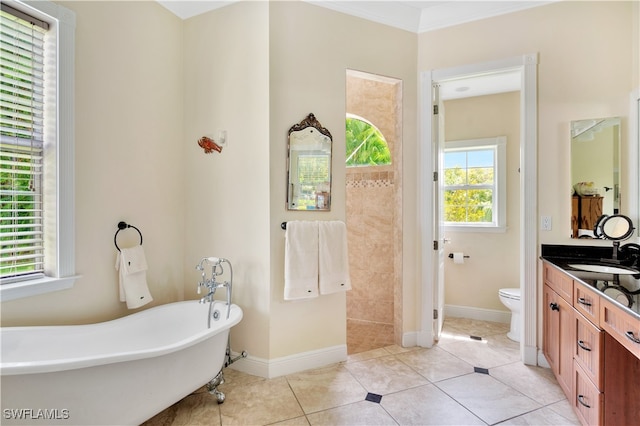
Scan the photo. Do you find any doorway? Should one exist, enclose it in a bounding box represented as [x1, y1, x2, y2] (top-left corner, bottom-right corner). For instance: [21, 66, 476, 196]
[345, 69, 403, 354]
[420, 54, 539, 365]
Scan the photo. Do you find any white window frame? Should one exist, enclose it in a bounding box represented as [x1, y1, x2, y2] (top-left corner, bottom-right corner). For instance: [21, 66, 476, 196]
[443, 136, 507, 232]
[0, 0, 77, 301]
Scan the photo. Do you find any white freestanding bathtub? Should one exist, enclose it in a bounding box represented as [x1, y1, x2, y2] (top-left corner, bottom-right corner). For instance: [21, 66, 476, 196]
[0, 300, 243, 425]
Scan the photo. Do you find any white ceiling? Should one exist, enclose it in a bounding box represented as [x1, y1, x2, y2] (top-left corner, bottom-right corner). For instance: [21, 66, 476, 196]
[156, 0, 555, 33]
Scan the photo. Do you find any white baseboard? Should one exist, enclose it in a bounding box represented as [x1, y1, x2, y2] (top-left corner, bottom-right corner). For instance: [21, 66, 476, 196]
[445, 304, 511, 324]
[537, 349, 550, 368]
[402, 331, 419, 348]
[227, 345, 347, 379]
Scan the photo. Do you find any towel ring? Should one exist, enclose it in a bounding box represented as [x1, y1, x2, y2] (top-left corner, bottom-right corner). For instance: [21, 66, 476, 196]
[114, 221, 143, 252]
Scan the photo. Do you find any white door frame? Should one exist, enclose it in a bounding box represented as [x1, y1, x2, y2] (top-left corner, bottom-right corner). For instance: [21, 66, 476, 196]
[418, 53, 539, 365]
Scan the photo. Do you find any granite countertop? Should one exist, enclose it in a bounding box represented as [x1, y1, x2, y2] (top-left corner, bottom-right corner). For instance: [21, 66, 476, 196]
[541, 244, 640, 318]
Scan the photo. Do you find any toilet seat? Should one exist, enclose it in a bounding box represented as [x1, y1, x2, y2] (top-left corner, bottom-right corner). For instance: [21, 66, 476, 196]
[499, 288, 520, 300]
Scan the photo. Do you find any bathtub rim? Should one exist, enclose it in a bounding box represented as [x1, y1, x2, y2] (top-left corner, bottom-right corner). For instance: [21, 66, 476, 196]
[0, 300, 242, 376]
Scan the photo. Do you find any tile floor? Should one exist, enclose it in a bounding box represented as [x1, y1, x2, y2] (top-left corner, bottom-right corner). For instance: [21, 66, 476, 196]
[346, 319, 395, 355]
[143, 318, 581, 426]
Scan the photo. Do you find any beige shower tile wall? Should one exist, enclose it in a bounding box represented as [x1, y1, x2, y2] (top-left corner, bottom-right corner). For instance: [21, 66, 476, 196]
[346, 172, 395, 325]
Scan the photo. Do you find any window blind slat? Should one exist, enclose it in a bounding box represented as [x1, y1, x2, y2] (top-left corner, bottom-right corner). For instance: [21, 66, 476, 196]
[1, 7, 47, 279]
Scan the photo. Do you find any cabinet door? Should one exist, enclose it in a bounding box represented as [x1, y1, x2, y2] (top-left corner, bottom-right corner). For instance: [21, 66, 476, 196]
[543, 284, 574, 396]
[604, 332, 640, 426]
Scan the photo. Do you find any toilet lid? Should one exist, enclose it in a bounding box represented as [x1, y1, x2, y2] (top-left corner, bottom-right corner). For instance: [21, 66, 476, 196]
[499, 288, 520, 299]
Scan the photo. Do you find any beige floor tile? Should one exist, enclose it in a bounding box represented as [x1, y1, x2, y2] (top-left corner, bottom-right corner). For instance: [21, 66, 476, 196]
[381, 383, 485, 425]
[286, 364, 368, 414]
[270, 416, 311, 425]
[219, 376, 304, 425]
[306, 400, 397, 426]
[437, 336, 519, 369]
[345, 347, 390, 363]
[443, 317, 510, 339]
[490, 361, 567, 405]
[396, 346, 474, 382]
[142, 390, 221, 426]
[435, 373, 541, 425]
[498, 406, 582, 425]
[344, 354, 429, 395]
[546, 399, 581, 424]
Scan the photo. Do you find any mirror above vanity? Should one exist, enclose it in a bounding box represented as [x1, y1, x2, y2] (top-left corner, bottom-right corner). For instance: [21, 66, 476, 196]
[571, 117, 621, 238]
[287, 113, 333, 210]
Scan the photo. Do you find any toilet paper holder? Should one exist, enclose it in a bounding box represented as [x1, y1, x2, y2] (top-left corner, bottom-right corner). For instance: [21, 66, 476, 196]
[448, 253, 470, 259]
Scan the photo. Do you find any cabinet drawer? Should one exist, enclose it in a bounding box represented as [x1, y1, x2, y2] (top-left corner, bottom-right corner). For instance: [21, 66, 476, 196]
[574, 282, 599, 327]
[600, 297, 640, 359]
[573, 311, 603, 389]
[573, 361, 603, 426]
[543, 262, 573, 303]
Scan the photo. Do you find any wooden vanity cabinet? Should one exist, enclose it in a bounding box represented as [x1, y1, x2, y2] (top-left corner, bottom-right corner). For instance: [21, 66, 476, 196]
[543, 260, 640, 425]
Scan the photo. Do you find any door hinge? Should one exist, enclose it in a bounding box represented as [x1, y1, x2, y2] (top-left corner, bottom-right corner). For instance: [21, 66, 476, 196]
[433, 240, 438, 250]
[433, 171, 438, 182]
[433, 104, 439, 115]
[433, 309, 438, 320]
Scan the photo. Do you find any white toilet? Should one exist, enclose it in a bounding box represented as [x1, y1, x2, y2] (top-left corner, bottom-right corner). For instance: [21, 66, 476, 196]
[498, 288, 521, 342]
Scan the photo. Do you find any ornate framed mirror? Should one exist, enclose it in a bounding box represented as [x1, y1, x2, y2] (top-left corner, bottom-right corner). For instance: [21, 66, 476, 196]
[286, 113, 332, 210]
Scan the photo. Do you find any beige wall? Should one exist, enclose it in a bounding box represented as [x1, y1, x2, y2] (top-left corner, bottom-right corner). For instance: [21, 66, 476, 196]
[419, 0, 637, 347]
[1, 1, 185, 326]
[182, 2, 271, 360]
[421, 0, 634, 245]
[443, 92, 521, 312]
[267, 1, 417, 358]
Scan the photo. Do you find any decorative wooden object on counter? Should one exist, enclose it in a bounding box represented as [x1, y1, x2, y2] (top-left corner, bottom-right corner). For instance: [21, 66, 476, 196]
[571, 195, 603, 238]
[542, 260, 640, 426]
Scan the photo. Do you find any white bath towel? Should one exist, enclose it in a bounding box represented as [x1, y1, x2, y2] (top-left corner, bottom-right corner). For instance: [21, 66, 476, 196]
[284, 221, 319, 300]
[318, 221, 352, 295]
[115, 245, 153, 309]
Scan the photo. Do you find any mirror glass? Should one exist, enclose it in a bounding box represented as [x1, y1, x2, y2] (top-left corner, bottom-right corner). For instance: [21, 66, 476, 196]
[571, 117, 621, 238]
[287, 113, 332, 210]
[595, 214, 635, 240]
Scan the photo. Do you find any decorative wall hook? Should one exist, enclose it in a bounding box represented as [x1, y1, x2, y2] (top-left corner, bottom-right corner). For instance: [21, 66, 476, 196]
[198, 136, 222, 154]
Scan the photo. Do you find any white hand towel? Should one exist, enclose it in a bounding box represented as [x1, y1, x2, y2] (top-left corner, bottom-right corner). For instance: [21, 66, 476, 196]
[319, 221, 352, 294]
[115, 245, 153, 309]
[284, 221, 319, 300]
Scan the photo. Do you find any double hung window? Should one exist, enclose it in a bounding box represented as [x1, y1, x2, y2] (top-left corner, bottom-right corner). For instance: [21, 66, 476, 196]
[0, 0, 76, 300]
[443, 137, 506, 231]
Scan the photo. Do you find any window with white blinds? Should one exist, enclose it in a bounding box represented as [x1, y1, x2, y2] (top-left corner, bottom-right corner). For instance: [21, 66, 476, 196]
[1, 5, 49, 281]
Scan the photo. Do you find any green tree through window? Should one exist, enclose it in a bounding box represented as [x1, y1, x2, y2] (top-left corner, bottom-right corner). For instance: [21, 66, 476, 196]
[345, 116, 391, 166]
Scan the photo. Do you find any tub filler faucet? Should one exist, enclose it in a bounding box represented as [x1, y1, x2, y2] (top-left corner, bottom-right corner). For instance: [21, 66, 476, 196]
[195, 256, 247, 404]
[196, 257, 233, 325]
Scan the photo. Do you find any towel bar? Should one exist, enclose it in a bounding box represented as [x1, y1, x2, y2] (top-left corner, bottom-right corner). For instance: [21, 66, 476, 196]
[114, 221, 143, 251]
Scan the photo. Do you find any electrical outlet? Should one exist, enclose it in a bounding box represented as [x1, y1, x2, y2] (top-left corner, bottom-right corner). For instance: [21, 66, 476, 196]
[541, 215, 552, 231]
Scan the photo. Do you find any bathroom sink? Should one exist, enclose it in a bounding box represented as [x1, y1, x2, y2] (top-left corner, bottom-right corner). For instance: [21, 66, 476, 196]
[568, 263, 639, 275]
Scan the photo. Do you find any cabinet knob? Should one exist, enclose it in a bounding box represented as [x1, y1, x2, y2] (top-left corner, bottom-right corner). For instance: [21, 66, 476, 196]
[549, 302, 559, 311]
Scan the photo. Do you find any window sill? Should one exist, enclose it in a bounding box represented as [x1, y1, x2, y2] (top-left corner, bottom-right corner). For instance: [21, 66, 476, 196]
[0, 275, 80, 302]
[445, 225, 508, 233]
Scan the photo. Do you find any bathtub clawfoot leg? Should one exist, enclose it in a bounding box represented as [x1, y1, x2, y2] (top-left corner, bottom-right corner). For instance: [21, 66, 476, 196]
[206, 370, 226, 404]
